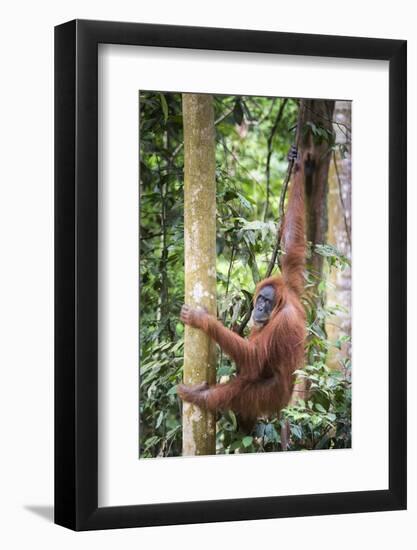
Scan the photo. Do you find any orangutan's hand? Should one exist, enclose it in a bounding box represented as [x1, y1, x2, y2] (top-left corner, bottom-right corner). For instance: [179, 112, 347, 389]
[180, 304, 208, 329]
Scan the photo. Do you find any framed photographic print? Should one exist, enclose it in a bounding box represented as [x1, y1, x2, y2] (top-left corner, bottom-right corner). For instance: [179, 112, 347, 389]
[55, 19, 407, 530]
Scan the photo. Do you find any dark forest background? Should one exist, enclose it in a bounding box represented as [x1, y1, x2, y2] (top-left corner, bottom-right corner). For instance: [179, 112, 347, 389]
[139, 93, 352, 458]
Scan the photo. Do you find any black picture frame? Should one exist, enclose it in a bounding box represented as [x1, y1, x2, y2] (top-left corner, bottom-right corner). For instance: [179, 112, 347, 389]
[55, 19, 407, 531]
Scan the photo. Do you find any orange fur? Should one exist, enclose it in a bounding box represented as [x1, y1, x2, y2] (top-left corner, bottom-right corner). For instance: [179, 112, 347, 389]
[178, 161, 306, 424]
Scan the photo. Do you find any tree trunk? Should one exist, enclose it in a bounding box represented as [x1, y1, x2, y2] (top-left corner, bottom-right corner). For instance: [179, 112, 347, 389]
[326, 100, 352, 368]
[182, 94, 217, 456]
[288, 99, 335, 409]
[297, 99, 335, 280]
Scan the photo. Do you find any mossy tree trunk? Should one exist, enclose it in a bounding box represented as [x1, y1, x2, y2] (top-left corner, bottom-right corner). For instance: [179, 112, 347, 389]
[326, 100, 352, 368]
[182, 93, 217, 456]
[289, 99, 335, 407]
[297, 99, 335, 281]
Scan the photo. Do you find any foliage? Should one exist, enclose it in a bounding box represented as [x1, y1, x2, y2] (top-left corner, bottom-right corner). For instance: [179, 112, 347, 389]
[283, 359, 351, 450]
[139, 93, 185, 457]
[139, 92, 351, 457]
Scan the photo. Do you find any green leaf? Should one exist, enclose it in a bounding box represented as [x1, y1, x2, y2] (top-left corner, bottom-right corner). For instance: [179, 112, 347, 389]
[144, 435, 160, 449]
[229, 440, 242, 452]
[264, 424, 279, 443]
[318, 280, 326, 293]
[217, 365, 234, 377]
[242, 436, 253, 448]
[155, 410, 164, 429]
[228, 410, 238, 431]
[159, 93, 169, 123]
[291, 425, 303, 440]
[315, 403, 327, 413]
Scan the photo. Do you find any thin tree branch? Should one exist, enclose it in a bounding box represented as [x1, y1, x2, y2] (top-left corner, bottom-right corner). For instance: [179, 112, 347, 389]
[221, 141, 263, 188]
[220, 245, 236, 366]
[265, 101, 305, 276]
[225, 245, 235, 298]
[140, 231, 165, 241]
[265, 158, 294, 274]
[264, 98, 288, 221]
[235, 102, 306, 336]
[332, 150, 352, 248]
[235, 303, 253, 335]
[257, 97, 277, 125]
[303, 102, 351, 139]
[215, 107, 235, 126]
[235, 155, 295, 335]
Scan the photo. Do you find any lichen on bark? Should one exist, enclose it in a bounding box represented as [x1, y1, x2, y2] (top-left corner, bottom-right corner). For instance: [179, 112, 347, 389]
[182, 94, 217, 456]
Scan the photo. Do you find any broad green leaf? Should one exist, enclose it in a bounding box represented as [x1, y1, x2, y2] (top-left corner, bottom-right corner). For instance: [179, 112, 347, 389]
[155, 410, 164, 429]
[242, 436, 253, 448]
